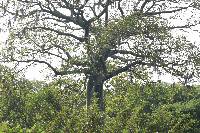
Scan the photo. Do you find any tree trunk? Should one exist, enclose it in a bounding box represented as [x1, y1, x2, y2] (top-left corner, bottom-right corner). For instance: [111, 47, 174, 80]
[86, 74, 104, 111]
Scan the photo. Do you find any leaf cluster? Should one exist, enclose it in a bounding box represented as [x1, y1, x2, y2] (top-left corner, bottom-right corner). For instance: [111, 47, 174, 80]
[0, 69, 200, 132]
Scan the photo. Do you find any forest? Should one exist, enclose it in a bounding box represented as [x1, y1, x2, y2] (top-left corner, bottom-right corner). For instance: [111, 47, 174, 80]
[0, 65, 200, 132]
[0, 0, 200, 132]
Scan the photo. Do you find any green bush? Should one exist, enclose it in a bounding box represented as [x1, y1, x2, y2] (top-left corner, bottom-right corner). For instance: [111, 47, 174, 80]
[0, 72, 200, 132]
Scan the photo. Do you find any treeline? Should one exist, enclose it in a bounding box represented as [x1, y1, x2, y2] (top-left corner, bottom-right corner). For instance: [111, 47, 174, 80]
[0, 66, 200, 132]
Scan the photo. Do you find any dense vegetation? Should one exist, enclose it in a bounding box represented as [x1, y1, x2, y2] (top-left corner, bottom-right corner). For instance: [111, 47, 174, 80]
[0, 66, 200, 132]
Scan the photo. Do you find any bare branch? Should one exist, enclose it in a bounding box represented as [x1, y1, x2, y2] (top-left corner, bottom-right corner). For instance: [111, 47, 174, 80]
[28, 27, 85, 42]
[168, 23, 200, 29]
[145, 6, 189, 15]
[145, 1, 156, 12]
[105, 61, 143, 80]
[41, 51, 68, 62]
[12, 59, 61, 75]
[118, 0, 124, 17]
[140, 0, 150, 12]
[53, 44, 72, 59]
[88, 0, 112, 23]
[12, 59, 88, 76]
[58, 68, 88, 75]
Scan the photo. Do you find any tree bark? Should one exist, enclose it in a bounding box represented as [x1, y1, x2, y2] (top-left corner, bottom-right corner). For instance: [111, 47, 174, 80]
[86, 74, 104, 111]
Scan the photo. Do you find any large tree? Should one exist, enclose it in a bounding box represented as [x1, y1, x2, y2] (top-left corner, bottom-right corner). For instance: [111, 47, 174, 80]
[1, 0, 200, 110]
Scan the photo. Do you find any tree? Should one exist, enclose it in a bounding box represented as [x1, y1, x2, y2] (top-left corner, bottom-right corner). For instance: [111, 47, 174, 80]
[0, 64, 45, 128]
[1, 0, 200, 110]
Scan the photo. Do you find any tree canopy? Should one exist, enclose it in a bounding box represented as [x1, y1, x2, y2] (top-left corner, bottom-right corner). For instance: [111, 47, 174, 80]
[1, 0, 200, 110]
[0, 69, 200, 132]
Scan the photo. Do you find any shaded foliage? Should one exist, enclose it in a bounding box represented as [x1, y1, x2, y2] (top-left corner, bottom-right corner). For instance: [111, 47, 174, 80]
[0, 70, 200, 132]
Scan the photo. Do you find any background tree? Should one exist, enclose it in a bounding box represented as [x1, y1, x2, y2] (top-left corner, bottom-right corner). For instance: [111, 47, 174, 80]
[0, 64, 45, 128]
[1, 0, 200, 110]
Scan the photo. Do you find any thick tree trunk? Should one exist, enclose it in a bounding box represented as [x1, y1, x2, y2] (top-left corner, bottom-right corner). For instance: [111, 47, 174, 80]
[86, 74, 104, 111]
[86, 76, 94, 107]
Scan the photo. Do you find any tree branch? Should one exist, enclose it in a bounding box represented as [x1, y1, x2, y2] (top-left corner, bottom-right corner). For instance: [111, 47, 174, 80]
[110, 55, 137, 62]
[105, 61, 144, 80]
[140, 0, 150, 12]
[12, 59, 61, 75]
[145, 6, 189, 15]
[118, 0, 124, 17]
[88, 0, 111, 23]
[28, 27, 85, 42]
[12, 59, 87, 76]
[168, 23, 200, 29]
[109, 50, 146, 58]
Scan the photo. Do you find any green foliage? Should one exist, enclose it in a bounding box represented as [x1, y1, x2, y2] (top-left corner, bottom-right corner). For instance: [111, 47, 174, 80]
[95, 13, 168, 51]
[105, 76, 200, 132]
[0, 70, 200, 132]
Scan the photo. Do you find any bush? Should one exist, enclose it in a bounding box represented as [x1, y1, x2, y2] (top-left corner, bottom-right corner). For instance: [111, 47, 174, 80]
[0, 73, 200, 132]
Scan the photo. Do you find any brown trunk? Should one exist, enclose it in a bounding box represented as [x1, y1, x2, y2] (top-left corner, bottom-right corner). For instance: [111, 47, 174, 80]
[86, 74, 104, 111]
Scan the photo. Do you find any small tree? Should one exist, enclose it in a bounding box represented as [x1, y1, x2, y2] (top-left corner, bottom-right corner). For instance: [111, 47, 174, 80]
[1, 0, 200, 110]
